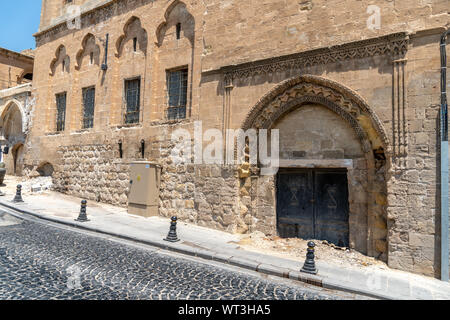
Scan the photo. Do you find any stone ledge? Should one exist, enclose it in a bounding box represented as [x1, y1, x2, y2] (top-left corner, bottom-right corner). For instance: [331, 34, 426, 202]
[279, 159, 354, 168]
[0, 83, 32, 99]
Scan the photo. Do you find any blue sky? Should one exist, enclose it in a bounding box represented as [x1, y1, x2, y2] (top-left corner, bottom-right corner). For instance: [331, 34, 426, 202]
[0, 1, 42, 52]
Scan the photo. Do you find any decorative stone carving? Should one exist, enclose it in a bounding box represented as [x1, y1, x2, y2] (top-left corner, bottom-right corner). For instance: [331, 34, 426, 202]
[49, 45, 70, 76]
[155, 0, 195, 47]
[75, 33, 101, 70]
[115, 16, 148, 57]
[241, 75, 390, 156]
[223, 32, 409, 85]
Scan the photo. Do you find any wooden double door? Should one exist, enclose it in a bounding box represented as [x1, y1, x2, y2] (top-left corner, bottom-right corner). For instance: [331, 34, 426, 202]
[276, 169, 349, 247]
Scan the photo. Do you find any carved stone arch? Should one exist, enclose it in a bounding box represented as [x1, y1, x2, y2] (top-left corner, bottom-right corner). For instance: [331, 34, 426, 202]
[240, 74, 390, 260]
[0, 99, 27, 134]
[75, 33, 101, 70]
[17, 69, 33, 84]
[241, 75, 390, 157]
[50, 45, 70, 76]
[115, 16, 148, 57]
[155, 0, 195, 47]
[261, 95, 373, 154]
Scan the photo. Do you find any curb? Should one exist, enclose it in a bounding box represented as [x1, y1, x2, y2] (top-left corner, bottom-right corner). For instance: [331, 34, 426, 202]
[0, 200, 387, 299]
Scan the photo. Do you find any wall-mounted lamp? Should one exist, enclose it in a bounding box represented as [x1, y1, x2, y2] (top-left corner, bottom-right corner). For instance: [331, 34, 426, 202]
[140, 139, 145, 159]
[118, 139, 123, 158]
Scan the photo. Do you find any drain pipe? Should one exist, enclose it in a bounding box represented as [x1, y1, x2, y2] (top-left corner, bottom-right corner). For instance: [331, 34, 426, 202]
[440, 29, 449, 282]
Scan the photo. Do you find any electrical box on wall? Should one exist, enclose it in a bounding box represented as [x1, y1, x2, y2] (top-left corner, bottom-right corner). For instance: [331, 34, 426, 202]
[128, 161, 161, 217]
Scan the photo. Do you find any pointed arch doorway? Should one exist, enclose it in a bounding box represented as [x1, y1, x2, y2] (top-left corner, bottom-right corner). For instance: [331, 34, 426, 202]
[241, 75, 391, 259]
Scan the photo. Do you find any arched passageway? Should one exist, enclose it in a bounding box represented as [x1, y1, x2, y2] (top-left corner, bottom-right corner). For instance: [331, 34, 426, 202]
[0, 101, 26, 176]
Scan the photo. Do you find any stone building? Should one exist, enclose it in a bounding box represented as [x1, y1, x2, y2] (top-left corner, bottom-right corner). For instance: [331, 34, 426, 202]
[0, 48, 34, 175]
[0, 47, 33, 90]
[25, 0, 449, 278]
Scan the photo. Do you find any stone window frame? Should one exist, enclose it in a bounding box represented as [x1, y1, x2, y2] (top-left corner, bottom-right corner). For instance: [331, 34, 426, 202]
[55, 92, 67, 132]
[165, 66, 189, 121]
[115, 16, 148, 58]
[122, 76, 142, 125]
[81, 86, 96, 130]
[75, 33, 101, 71]
[50, 45, 70, 76]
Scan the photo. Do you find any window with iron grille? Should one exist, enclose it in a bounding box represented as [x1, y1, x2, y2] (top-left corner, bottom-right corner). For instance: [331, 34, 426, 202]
[124, 78, 140, 124]
[82, 87, 95, 129]
[166, 68, 188, 120]
[56, 92, 66, 132]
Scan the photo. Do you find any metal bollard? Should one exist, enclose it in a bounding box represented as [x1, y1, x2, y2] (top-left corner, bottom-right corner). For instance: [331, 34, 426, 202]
[12, 185, 24, 203]
[164, 216, 180, 242]
[75, 200, 90, 222]
[301, 241, 318, 275]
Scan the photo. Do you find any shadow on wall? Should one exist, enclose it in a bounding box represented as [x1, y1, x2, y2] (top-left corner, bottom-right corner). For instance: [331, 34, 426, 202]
[11, 144, 24, 176]
[36, 162, 54, 177]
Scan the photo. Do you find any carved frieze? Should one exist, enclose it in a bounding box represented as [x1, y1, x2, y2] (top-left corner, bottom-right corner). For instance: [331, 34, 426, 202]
[222, 33, 409, 84]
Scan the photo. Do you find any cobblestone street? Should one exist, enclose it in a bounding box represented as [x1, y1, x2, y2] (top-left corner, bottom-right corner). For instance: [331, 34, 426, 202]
[0, 210, 363, 300]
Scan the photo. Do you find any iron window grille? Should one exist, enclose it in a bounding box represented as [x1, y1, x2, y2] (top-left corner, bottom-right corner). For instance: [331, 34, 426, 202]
[82, 87, 95, 129]
[166, 68, 188, 120]
[124, 78, 141, 124]
[56, 92, 67, 132]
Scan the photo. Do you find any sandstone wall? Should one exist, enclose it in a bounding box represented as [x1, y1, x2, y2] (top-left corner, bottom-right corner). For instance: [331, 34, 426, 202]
[37, 0, 449, 72]
[384, 31, 449, 277]
[53, 144, 130, 205]
[49, 139, 243, 234]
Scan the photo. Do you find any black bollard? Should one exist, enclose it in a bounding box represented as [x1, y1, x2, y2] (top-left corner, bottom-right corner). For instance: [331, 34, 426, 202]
[164, 216, 180, 242]
[75, 200, 90, 222]
[12, 185, 24, 203]
[301, 241, 318, 275]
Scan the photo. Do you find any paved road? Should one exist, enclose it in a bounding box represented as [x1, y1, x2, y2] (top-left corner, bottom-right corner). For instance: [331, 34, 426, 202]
[0, 210, 363, 300]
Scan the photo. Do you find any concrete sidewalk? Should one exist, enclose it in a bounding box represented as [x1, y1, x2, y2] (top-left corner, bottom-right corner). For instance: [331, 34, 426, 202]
[0, 190, 449, 300]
